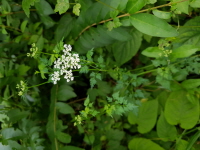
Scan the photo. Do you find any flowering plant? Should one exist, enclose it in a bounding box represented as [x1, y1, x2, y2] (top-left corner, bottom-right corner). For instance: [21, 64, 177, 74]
[51, 44, 81, 84]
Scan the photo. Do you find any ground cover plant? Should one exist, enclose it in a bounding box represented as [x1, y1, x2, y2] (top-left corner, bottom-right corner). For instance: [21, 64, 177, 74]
[0, 0, 200, 149]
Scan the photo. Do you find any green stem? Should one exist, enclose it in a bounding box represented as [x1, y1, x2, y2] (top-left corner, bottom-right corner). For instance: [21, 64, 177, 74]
[28, 81, 50, 88]
[54, 85, 59, 150]
[38, 52, 56, 56]
[131, 64, 154, 72]
[136, 69, 157, 76]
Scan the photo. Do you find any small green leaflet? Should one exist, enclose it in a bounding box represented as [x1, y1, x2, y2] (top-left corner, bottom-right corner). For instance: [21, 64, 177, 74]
[54, 0, 69, 15]
[73, 3, 81, 16]
[22, 0, 38, 17]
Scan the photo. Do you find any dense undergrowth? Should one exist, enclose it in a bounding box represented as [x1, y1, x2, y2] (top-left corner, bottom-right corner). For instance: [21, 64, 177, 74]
[0, 0, 200, 149]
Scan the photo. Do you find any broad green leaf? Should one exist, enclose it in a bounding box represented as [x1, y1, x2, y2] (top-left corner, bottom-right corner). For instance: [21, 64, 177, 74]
[7, 109, 29, 123]
[110, 0, 128, 11]
[1, 0, 11, 13]
[164, 90, 199, 129]
[142, 47, 163, 58]
[56, 102, 75, 114]
[152, 9, 172, 19]
[60, 146, 85, 150]
[147, 0, 157, 4]
[190, 0, 200, 8]
[7, 140, 23, 150]
[112, 28, 142, 66]
[20, 20, 28, 32]
[128, 100, 158, 133]
[182, 79, 200, 89]
[54, 0, 69, 15]
[128, 138, 165, 150]
[126, 0, 147, 14]
[173, 16, 200, 47]
[22, 0, 38, 17]
[2, 128, 25, 140]
[156, 91, 170, 110]
[172, 0, 189, 14]
[57, 85, 77, 101]
[39, 15, 55, 28]
[130, 13, 178, 37]
[0, 143, 12, 150]
[157, 112, 177, 141]
[106, 129, 124, 141]
[170, 45, 199, 61]
[35, 0, 54, 16]
[55, 14, 74, 42]
[74, 26, 131, 53]
[56, 131, 71, 143]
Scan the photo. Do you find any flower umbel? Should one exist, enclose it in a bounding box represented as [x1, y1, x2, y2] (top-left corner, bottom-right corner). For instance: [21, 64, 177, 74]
[16, 80, 28, 96]
[27, 43, 38, 58]
[50, 44, 81, 84]
[74, 115, 82, 126]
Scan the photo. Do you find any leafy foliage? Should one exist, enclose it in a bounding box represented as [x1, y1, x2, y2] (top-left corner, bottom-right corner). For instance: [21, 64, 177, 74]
[1, 0, 200, 149]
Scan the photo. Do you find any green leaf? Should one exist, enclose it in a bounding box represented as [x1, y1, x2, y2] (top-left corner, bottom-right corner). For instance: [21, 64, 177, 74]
[130, 13, 179, 37]
[0, 143, 12, 150]
[156, 112, 177, 141]
[2, 128, 25, 140]
[57, 85, 77, 101]
[20, 20, 28, 32]
[22, 0, 38, 17]
[190, 0, 200, 8]
[56, 102, 75, 114]
[106, 129, 124, 141]
[181, 79, 200, 89]
[17, 64, 30, 76]
[38, 63, 48, 79]
[128, 138, 165, 150]
[74, 26, 131, 54]
[152, 9, 172, 19]
[164, 90, 199, 129]
[60, 146, 85, 150]
[35, 0, 54, 16]
[83, 134, 95, 145]
[173, 16, 200, 47]
[126, 0, 147, 14]
[111, 28, 142, 66]
[56, 131, 71, 143]
[172, 0, 189, 14]
[54, 0, 69, 15]
[128, 100, 158, 133]
[142, 47, 163, 58]
[170, 45, 199, 61]
[55, 14, 74, 42]
[177, 139, 195, 150]
[73, 3, 81, 16]
[7, 109, 29, 123]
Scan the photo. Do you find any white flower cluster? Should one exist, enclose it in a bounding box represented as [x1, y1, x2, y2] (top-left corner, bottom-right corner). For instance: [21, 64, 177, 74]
[51, 44, 81, 84]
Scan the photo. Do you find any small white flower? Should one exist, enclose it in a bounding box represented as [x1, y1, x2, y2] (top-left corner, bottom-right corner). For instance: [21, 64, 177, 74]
[50, 44, 81, 84]
[51, 71, 60, 84]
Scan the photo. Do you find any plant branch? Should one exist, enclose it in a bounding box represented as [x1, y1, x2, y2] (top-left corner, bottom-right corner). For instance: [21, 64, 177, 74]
[75, 0, 189, 40]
